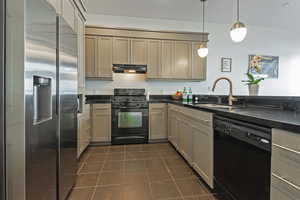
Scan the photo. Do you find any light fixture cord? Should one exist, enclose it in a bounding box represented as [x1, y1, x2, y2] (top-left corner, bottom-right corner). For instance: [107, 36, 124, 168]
[201, 0, 205, 42]
[237, 0, 240, 22]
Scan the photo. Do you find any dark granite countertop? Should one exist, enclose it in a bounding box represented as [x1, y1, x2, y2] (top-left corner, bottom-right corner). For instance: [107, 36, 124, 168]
[163, 100, 300, 134]
[86, 95, 300, 134]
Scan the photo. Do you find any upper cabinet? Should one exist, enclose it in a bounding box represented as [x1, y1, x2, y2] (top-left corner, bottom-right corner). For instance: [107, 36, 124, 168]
[174, 41, 192, 79]
[161, 40, 175, 79]
[85, 27, 208, 81]
[131, 39, 148, 65]
[98, 37, 113, 78]
[62, 0, 76, 31]
[147, 40, 162, 79]
[113, 38, 148, 65]
[85, 36, 97, 78]
[85, 36, 113, 79]
[192, 42, 206, 80]
[113, 38, 130, 64]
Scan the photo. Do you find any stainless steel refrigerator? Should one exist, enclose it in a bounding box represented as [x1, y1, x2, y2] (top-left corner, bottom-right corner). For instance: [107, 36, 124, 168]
[25, 0, 78, 199]
[57, 14, 78, 200]
[0, 0, 6, 199]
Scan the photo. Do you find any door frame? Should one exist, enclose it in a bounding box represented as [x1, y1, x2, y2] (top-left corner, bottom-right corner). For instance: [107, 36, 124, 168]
[0, 0, 6, 199]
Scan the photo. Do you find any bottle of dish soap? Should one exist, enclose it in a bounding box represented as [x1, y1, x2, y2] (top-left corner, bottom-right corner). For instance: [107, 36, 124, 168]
[188, 87, 193, 103]
[183, 87, 188, 103]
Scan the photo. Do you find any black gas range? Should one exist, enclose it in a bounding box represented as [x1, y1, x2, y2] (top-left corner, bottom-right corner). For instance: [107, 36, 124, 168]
[111, 89, 149, 145]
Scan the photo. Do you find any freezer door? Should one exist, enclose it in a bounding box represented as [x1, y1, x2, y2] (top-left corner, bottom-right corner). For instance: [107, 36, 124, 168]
[25, 0, 58, 199]
[0, 0, 6, 199]
[58, 16, 78, 200]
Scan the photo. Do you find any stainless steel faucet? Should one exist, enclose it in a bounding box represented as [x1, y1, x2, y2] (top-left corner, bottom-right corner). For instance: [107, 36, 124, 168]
[212, 77, 237, 106]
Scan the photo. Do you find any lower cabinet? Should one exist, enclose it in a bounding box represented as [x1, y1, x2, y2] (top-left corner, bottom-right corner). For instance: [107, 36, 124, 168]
[149, 103, 167, 140]
[91, 104, 111, 142]
[78, 104, 91, 158]
[271, 129, 300, 200]
[168, 105, 180, 150]
[178, 117, 193, 164]
[192, 118, 214, 188]
[168, 104, 214, 188]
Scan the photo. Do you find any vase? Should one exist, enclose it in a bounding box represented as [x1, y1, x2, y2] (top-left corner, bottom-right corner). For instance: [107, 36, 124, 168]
[248, 84, 259, 96]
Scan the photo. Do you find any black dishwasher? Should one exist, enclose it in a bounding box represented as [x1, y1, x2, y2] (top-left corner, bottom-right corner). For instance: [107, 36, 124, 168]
[214, 115, 271, 200]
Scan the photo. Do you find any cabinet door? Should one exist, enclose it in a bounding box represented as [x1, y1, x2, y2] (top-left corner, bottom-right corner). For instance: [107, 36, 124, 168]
[77, 14, 85, 91]
[168, 107, 178, 147]
[150, 104, 167, 140]
[131, 39, 148, 65]
[161, 40, 174, 78]
[192, 122, 214, 188]
[97, 37, 113, 78]
[178, 118, 193, 164]
[92, 104, 111, 142]
[147, 40, 162, 79]
[62, 0, 75, 31]
[192, 42, 206, 80]
[174, 41, 192, 79]
[113, 37, 130, 64]
[85, 36, 97, 78]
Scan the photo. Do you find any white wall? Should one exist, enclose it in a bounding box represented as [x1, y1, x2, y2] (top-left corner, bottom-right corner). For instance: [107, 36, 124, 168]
[86, 14, 300, 96]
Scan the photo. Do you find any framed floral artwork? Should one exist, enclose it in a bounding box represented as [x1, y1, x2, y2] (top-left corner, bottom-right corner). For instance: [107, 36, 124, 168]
[248, 55, 279, 79]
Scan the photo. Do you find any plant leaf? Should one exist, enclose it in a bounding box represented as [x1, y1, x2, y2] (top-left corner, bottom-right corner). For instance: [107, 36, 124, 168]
[253, 78, 264, 85]
[246, 73, 255, 82]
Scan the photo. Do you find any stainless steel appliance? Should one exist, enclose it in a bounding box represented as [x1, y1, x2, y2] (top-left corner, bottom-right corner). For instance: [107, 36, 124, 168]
[0, 0, 6, 198]
[113, 64, 147, 74]
[214, 116, 271, 200]
[58, 16, 78, 200]
[25, 0, 78, 199]
[112, 89, 149, 144]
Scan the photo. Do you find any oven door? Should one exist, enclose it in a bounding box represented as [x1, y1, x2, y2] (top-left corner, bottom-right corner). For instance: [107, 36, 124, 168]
[112, 107, 149, 144]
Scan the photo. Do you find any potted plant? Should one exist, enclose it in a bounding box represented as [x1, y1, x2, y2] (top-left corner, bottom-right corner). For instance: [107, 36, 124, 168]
[242, 73, 264, 96]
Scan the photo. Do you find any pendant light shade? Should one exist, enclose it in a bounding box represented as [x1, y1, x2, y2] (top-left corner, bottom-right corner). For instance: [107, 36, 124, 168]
[198, 43, 208, 58]
[230, 22, 247, 42]
[198, 0, 208, 58]
[230, 0, 247, 42]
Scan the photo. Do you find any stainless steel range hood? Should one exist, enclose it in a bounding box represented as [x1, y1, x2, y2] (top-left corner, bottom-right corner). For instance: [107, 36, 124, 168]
[113, 64, 147, 74]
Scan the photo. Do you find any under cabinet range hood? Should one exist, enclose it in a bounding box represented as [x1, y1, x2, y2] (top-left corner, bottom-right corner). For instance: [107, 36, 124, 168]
[113, 64, 147, 74]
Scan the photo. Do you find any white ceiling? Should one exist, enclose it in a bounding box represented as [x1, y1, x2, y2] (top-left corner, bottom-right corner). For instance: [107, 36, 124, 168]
[85, 0, 299, 30]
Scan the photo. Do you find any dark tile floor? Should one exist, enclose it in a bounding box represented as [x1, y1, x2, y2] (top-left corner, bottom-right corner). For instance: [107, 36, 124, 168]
[68, 143, 227, 200]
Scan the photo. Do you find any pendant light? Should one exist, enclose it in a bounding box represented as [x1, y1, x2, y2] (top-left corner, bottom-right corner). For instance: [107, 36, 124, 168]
[198, 0, 208, 58]
[230, 0, 247, 42]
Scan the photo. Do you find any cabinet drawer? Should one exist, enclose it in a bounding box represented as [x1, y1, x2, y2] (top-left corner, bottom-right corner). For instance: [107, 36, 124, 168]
[271, 173, 300, 200]
[272, 144, 300, 187]
[273, 129, 300, 153]
[150, 103, 167, 109]
[180, 107, 213, 127]
[93, 104, 111, 114]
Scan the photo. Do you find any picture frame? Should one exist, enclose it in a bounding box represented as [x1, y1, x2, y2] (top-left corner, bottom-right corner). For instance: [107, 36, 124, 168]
[248, 55, 279, 79]
[221, 57, 232, 72]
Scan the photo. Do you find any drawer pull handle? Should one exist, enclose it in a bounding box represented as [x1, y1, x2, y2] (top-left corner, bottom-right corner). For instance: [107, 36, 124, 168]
[272, 173, 300, 191]
[273, 144, 300, 155]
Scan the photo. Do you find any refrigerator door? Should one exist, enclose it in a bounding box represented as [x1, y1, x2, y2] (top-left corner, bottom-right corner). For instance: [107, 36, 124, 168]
[58, 17, 78, 200]
[0, 0, 6, 199]
[25, 0, 58, 199]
